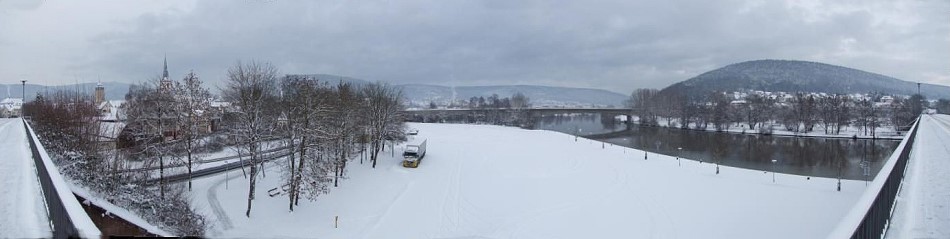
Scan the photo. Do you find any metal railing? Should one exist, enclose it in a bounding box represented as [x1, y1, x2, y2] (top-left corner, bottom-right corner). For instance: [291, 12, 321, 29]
[22, 120, 100, 238]
[832, 117, 919, 239]
[22, 121, 80, 238]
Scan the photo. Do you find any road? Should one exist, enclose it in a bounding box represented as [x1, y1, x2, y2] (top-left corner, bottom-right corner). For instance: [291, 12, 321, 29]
[145, 148, 292, 185]
[0, 119, 51, 238]
[118, 145, 293, 173]
[886, 114, 950, 238]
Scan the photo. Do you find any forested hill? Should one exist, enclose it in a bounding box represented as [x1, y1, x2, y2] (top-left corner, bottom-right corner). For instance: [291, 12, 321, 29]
[661, 60, 950, 99]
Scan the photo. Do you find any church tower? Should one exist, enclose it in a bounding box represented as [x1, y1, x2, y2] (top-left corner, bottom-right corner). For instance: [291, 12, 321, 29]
[160, 56, 173, 91]
[94, 81, 105, 105]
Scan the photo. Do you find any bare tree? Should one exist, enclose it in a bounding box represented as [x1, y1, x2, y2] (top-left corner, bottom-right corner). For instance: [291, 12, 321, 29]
[710, 92, 731, 131]
[222, 61, 280, 217]
[124, 78, 180, 198]
[175, 71, 212, 191]
[818, 94, 850, 135]
[363, 83, 407, 168]
[854, 98, 880, 136]
[626, 89, 659, 126]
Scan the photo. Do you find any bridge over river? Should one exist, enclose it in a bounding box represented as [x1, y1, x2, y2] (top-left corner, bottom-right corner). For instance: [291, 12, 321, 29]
[403, 108, 635, 127]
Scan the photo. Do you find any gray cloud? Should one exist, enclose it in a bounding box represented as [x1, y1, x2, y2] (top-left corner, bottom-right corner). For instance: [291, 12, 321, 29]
[5, 0, 950, 94]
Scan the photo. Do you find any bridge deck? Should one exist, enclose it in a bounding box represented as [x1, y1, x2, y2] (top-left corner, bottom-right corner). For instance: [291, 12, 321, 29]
[887, 114, 950, 238]
[0, 119, 51, 238]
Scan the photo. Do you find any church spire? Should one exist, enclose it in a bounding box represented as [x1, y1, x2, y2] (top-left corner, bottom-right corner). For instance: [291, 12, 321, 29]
[160, 55, 173, 91]
[162, 55, 169, 80]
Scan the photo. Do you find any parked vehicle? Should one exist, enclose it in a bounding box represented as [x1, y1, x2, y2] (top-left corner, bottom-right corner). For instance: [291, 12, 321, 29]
[402, 138, 427, 168]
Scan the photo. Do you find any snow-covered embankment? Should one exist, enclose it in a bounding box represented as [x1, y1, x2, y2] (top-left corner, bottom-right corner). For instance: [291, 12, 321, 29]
[192, 123, 866, 238]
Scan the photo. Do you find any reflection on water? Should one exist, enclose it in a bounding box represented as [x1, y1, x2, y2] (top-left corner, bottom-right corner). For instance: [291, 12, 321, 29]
[533, 114, 900, 180]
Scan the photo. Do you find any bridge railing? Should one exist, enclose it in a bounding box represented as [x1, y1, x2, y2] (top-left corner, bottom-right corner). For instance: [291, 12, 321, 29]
[828, 117, 920, 239]
[22, 120, 101, 238]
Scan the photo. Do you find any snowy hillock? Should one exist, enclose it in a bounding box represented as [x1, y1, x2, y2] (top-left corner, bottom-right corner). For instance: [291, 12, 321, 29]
[662, 60, 950, 99]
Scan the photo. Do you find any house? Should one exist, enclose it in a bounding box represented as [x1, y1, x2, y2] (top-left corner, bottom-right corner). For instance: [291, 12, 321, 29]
[880, 95, 894, 104]
[0, 98, 23, 118]
[98, 100, 125, 122]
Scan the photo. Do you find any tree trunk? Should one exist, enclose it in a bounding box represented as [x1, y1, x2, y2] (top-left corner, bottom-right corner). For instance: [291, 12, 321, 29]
[187, 145, 193, 191]
[287, 137, 296, 212]
[246, 141, 259, 217]
[294, 136, 306, 206]
[159, 154, 165, 199]
[246, 164, 257, 217]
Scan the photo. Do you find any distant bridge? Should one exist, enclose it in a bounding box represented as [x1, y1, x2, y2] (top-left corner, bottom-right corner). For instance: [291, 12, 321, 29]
[404, 108, 633, 115]
[403, 108, 636, 126]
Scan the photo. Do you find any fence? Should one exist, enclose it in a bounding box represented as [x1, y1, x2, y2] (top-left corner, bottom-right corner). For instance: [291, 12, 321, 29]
[829, 117, 920, 239]
[22, 120, 100, 238]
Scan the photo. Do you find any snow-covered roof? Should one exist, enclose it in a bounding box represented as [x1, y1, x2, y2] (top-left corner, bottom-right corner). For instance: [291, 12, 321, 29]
[97, 101, 112, 109]
[99, 122, 126, 140]
[0, 98, 22, 105]
[210, 101, 231, 108]
[99, 100, 126, 121]
[0, 98, 23, 111]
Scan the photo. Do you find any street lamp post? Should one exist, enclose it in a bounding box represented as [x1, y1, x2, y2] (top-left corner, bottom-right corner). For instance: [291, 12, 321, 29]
[771, 159, 778, 183]
[225, 160, 229, 189]
[716, 158, 720, 174]
[677, 147, 682, 166]
[20, 80, 26, 118]
[575, 127, 579, 142]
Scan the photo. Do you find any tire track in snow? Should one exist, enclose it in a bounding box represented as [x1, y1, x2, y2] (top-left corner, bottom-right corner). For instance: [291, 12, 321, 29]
[207, 174, 235, 231]
[618, 156, 677, 238]
[364, 182, 414, 239]
[439, 155, 465, 235]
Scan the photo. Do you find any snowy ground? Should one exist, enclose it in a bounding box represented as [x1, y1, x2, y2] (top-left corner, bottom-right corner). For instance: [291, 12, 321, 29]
[190, 123, 867, 239]
[0, 119, 51, 238]
[886, 114, 950, 238]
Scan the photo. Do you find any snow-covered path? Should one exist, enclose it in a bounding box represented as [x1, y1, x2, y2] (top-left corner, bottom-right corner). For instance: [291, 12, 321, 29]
[191, 123, 866, 239]
[887, 114, 950, 238]
[0, 119, 51, 238]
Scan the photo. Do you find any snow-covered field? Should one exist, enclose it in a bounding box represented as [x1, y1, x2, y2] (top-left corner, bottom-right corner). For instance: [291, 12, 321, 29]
[190, 123, 867, 238]
[0, 119, 51, 238]
[887, 114, 950, 238]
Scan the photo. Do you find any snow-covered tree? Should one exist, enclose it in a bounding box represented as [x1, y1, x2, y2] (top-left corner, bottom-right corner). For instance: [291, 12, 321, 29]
[174, 71, 212, 191]
[362, 83, 407, 168]
[222, 61, 281, 217]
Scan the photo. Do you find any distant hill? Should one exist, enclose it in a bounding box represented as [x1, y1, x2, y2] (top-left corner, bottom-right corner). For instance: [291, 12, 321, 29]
[661, 60, 950, 99]
[396, 84, 627, 108]
[288, 74, 628, 108]
[286, 74, 371, 86]
[0, 82, 134, 101]
[4, 76, 629, 108]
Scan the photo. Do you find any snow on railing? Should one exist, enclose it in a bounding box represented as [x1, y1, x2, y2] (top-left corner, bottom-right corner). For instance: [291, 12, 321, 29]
[22, 119, 101, 239]
[827, 117, 920, 239]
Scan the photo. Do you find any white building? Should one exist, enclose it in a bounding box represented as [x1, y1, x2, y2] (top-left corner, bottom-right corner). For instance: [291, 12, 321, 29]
[0, 98, 23, 118]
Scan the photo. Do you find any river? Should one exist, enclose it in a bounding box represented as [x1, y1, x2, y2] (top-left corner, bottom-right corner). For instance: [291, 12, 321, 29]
[531, 114, 900, 180]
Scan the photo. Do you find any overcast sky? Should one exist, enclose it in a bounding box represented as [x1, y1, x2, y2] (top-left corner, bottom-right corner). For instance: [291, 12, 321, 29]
[1, 0, 947, 93]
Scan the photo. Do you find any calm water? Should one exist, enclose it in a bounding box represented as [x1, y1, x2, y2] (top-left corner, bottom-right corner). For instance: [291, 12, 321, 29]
[532, 114, 900, 180]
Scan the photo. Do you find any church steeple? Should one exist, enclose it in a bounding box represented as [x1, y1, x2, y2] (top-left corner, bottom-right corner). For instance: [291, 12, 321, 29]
[160, 55, 173, 91]
[162, 55, 169, 80]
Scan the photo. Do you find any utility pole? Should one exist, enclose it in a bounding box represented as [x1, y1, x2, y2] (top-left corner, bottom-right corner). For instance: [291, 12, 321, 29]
[20, 80, 25, 117]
